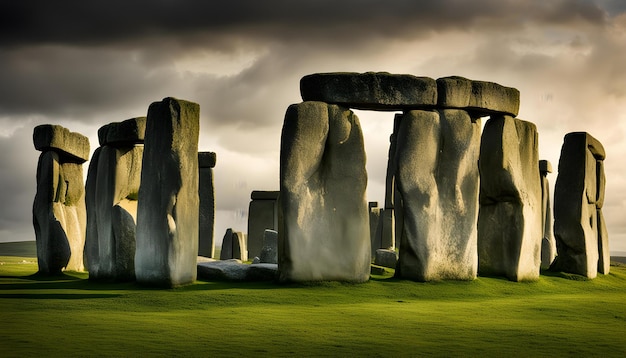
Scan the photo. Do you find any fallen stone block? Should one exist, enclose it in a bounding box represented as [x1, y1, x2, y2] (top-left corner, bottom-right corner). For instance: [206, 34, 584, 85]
[375, 249, 398, 269]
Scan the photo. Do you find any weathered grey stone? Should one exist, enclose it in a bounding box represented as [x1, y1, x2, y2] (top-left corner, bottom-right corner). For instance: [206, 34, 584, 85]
[220, 228, 234, 260]
[198, 152, 217, 258]
[478, 115, 542, 281]
[279, 101, 371, 282]
[198, 151, 217, 168]
[259, 229, 278, 264]
[375, 249, 398, 269]
[86, 139, 143, 281]
[33, 150, 87, 274]
[540, 160, 556, 270]
[468, 80, 520, 117]
[300, 72, 437, 111]
[135, 97, 200, 287]
[247, 191, 279, 259]
[98, 117, 147, 146]
[552, 132, 608, 278]
[252, 257, 261, 264]
[436, 76, 472, 108]
[196, 260, 277, 281]
[33, 124, 90, 163]
[395, 109, 481, 281]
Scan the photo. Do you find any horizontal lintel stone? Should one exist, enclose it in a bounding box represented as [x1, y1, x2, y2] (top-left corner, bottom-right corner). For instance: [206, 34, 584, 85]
[98, 117, 147, 146]
[33, 124, 90, 162]
[251, 190, 279, 200]
[198, 152, 217, 168]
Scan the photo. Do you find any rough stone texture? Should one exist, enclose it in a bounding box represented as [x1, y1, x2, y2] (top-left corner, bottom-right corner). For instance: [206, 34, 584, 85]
[98, 117, 147, 146]
[33, 124, 90, 163]
[198, 152, 217, 258]
[247, 191, 279, 259]
[478, 115, 542, 281]
[259, 229, 278, 264]
[135, 97, 200, 287]
[279, 101, 371, 282]
[540, 160, 556, 270]
[468, 80, 520, 117]
[85, 143, 143, 281]
[33, 147, 87, 274]
[552, 132, 608, 278]
[300, 72, 437, 111]
[394, 109, 481, 281]
[375, 249, 398, 269]
[436, 76, 473, 108]
[197, 260, 278, 281]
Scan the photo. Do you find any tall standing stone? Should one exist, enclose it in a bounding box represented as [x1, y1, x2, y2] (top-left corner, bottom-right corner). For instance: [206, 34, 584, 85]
[394, 109, 481, 281]
[198, 152, 217, 258]
[279, 101, 371, 282]
[135, 97, 200, 287]
[551, 132, 608, 278]
[478, 115, 542, 281]
[539, 160, 556, 270]
[85, 117, 145, 281]
[33, 124, 90, 274]
[247, 191, 279, 259]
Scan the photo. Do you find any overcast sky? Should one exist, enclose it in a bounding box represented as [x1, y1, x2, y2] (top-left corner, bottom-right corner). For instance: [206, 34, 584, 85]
[1, 0, 625, 253]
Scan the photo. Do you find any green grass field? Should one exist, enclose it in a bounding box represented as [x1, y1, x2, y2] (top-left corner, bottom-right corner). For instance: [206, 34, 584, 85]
[1, 242, 625, 357]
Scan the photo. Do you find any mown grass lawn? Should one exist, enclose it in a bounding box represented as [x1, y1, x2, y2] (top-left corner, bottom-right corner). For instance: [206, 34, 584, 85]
[1, 246, 625, 357]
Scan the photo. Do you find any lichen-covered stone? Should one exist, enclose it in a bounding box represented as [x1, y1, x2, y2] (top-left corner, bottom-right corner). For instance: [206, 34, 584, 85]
[300, 72, 437, 111]
[394, 109, 481, 281]
[478, 115, 542, 281]
[279, 101, 371, 282]
[33, 124, 90, 162]
[135, 97, 200, 287]
[436, 76, 472, 108]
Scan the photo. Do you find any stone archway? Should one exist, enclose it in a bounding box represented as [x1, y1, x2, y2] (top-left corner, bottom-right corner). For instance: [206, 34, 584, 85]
[278, 72, 527, 283]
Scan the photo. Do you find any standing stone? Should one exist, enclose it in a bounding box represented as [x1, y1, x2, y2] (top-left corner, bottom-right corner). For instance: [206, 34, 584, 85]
[478, 115, 542, 281]
[259, 229, 278, 264]
[279, 101, 371, 282]
[198, 152, 217, 258]
[85, 117, 145, 281]
[394, 109, 481, 281]
[247, 191, 279, 259]
[232, 231, 248, 262]
[33, 124, 89, 274]
[552, 132, 608, 278]
[135, 98, 200, 287]
[368, 202, 381, 256]
[539, 160, 556, 270]
[219, 228, 234, 260]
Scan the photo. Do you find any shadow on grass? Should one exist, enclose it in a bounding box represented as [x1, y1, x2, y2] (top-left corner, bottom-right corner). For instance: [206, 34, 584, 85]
[0, 293, 123, 299]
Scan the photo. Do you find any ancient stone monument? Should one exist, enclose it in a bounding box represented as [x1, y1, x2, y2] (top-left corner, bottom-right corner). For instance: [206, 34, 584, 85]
[259, 229, 278, 264]
[33, 124, 90, 274]
[539, 160, 556, 270]
[198, 152, 217, 258]
[551, 132, 609, 278]
[478, 115, 542, 281]
[85, 117, 145, 281]
[247, 190, 279, 259]
[368, 202, 382, 256]
[279, 100, 371, 282]
[135, 97, 200, 287]
[220, 228, 248, 261]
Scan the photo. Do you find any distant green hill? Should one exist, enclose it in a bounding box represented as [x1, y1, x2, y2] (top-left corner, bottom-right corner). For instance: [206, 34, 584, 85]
[0, 241, 36, 257]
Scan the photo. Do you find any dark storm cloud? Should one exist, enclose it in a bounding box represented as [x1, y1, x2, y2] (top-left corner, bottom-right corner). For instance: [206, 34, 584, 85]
[0, 0, 607, 48]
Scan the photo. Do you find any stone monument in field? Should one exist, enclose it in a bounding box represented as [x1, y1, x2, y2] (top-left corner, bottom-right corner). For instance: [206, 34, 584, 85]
[135, 97, 200, 287]
[33, 124, 90, 274]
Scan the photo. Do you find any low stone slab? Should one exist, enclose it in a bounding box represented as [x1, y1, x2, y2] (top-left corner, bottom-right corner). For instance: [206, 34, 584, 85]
[98, 117, 147, 146]
[300, 72, 437, 111]
[375, 249, 398, 269]
[197, 260, 278, 281]
[33, 124, 90, 162]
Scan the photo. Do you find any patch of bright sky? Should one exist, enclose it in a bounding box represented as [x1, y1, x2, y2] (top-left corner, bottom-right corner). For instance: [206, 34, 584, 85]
[173, 48, 268, 77]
